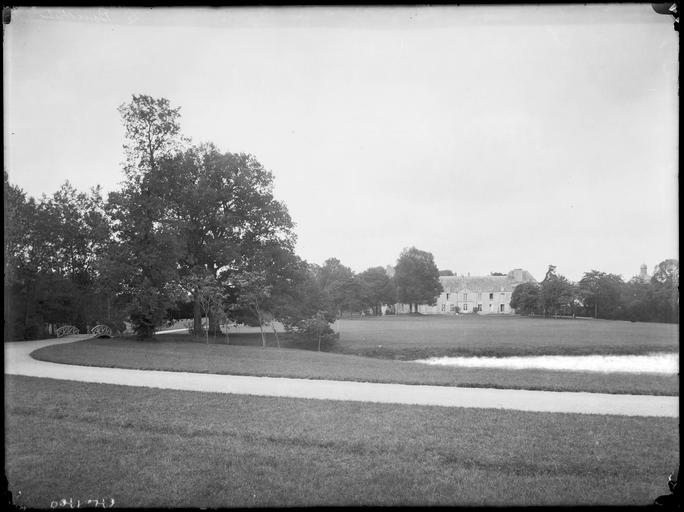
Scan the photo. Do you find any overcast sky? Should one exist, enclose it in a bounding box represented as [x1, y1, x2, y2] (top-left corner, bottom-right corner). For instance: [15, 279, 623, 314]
[4, 5, 678, 282]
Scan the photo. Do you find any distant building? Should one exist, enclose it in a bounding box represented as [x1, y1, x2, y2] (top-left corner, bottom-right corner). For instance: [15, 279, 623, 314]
[394, 268, 537, 315]
[638, 263, 650, 282]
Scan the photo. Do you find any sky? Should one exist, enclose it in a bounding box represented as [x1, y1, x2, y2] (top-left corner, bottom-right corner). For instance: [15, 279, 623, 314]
[4, 5, 678, 283]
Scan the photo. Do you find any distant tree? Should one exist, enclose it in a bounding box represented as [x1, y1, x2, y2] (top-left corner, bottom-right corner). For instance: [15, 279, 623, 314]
[438, 269, 454, 276]
[359, 266, 397, 315]
[622, 277, 655, 322]
[578, 270, 625, 320]
[650, 259, 679, 323]
[315, 258, 355, 317]
[539, 265, 577, 317]
[510, 282, 541, 315]
[393, 247, 442, 313]
[490, 272, 506, 276]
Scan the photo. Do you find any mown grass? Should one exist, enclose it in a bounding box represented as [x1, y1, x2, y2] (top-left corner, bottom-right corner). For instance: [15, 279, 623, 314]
[31, 337, 679, 395]
[5, 375, 678, 507]
[332, 315, 679, 359]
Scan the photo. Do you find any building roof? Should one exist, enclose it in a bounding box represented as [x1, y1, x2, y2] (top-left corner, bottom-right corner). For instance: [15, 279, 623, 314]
[439, 269, 536, 293]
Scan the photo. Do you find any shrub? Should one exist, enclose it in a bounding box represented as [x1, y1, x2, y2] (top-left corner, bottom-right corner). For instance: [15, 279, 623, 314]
[128, 288, 168, 339]
[290, 312, 338, 351]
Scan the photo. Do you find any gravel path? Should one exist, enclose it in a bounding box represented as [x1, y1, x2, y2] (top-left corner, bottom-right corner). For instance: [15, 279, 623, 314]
[4, 336, 678, 417]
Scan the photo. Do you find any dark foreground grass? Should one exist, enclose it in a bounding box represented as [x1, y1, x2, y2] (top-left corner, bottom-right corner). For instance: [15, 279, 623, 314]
[5, 375, 679, 507]
[333, 315, 679, 359]
[31, 337, 679, 395]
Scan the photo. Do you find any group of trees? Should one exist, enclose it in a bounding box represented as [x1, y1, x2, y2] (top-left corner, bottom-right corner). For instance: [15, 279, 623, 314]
[5, 95, 319, 342]
[308, 247, 442, 319]
[5, 94, 445, 343]
[510, 261, 679, 323]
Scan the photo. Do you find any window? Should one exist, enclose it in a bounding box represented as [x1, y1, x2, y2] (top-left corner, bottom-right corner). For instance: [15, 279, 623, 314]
[463, 303, 468, 311]
[477, 292, 482, 301]
[489, 293, 494, 300]
[446, 293, 450, 300]
[500, 292, 505, 297]
[478, 304, 482, 311]
[500, 304, 505, 312]
[489, 304, 493, 311]
[463, 293, 468, 301]
[450, 304, 456, 312]
[441, 304, 446, 312]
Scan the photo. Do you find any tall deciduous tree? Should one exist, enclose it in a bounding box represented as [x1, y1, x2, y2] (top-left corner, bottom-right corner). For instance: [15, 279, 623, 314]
[107, 95, 187, 338]
[393, 247, 442, 313]
[154, 143, 296, 335]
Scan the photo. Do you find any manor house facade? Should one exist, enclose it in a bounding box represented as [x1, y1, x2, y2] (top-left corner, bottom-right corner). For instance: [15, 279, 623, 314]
[395, 268, 537, 315]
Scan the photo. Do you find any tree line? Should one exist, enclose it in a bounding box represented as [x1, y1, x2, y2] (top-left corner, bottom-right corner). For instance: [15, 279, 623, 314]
[4, 94, 445, 343]
[510, 263, 679, 323]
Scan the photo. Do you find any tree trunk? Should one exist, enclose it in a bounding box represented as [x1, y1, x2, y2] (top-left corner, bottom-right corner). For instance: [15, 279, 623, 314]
[255, 301, 265, 348]
[258, 321, 265, 347]
[208, 308, 221, 336]
[193, 290, 202, 335]
[24, 281, 31, 340]
[318, 331, 322, 352]
[272, 323, 280, 349]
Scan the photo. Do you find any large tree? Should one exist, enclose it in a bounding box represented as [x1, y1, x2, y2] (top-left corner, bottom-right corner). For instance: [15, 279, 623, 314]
[155, 143, 296, 335]
[393, 247, 442, 313]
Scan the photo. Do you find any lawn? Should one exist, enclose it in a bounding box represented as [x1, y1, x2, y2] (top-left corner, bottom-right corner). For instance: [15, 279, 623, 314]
[30, 336, 679, 395]
[5, 375, 678, 507]
[332, 315, 679, 359]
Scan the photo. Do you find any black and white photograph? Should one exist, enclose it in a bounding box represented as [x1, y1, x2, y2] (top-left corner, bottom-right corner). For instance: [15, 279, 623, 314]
[3, 4, 679, 508]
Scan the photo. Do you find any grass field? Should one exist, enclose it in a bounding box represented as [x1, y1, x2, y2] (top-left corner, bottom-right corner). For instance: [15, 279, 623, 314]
[5, 375, 678, 507]
[331, 315, 679, 359]
[31, 337, 679, 395]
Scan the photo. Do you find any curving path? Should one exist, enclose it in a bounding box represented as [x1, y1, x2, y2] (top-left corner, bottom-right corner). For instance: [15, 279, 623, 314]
[4, 336, 679, 418]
